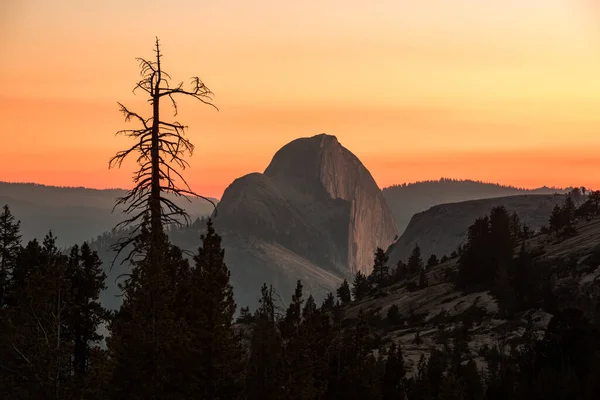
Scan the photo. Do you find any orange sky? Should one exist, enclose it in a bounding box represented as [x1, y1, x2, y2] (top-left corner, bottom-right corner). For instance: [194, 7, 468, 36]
[2, 0, 600, 198]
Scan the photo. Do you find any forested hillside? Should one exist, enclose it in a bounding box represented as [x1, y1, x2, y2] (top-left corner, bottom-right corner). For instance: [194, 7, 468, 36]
[2, 188, 600, 399]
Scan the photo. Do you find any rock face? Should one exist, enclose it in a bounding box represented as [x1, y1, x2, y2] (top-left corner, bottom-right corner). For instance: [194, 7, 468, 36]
[387, 194, 567, 267]
[214, 134, 399, 307]
[381, 179, 566, 234]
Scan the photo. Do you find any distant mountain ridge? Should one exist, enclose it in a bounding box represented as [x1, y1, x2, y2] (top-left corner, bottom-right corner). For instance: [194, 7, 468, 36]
[386, 193, 569, 267]
[0, 181, 217, 247]
[382, 178, 569, 234]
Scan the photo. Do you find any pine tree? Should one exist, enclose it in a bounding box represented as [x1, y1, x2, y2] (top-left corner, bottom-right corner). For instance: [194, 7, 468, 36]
[0, 205, 21, 307]
[296, 295, 332, 398]
[65, 243, 109, 395]
[407, 244, 423, 274]
[564, 195, 576, 221]
[458, 216, 492, 290]
[281, 280, 303, 338]
[1, 233, 73, 399]
[330, 310, 382, 399]
[549, 204, 563, 235]
[246, 284, 284, 400]
[280, 286, 331, 399]
[371, 247, 389, 287]
[393, 260, 408, 283]
[186, 219, 245, 399]
[336, 279, 351, 304]
[340, 310, 381, 400]
[509, 211, 522, 241]
[321, 292, 336, 311]
[381, 341, 406, 399]
[426, 254, 439, 268]
[107, 228, 193, 400]
[352, 271, 371, 301]
[563, 195, 577, 235]
[489, 206, 514, 268]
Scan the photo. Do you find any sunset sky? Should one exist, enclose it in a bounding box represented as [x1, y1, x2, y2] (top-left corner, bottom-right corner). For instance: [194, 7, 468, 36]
[2, 0, 600, 198]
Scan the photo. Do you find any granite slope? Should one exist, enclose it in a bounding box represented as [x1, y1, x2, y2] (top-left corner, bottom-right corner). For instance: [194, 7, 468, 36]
[214, 133, 399, 307]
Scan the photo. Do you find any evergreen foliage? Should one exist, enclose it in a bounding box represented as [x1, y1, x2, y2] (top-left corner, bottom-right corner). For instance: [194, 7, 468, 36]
[407, 244, 423, 274]
[336, 279, 352, 304]
[371, 247, 390, 287]
[0, 205, 21, 307]
[351, 271, 371, 301]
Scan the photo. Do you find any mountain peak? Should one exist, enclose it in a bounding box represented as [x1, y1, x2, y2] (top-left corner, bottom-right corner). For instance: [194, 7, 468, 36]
[215, 133, 398, 304]
[263, 133, 363, 199]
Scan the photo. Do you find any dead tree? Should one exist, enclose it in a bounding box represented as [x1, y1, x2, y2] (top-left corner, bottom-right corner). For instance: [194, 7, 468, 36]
[109, 37, 217, 265]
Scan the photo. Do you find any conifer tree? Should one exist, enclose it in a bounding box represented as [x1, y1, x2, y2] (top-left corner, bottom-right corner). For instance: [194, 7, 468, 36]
[381, 341, 407, 399]
[329, 309, 382, 399]
[352, 271, 371, 301]
[489, 206, 514, 267]
[1, 233, 73, 398]
[106, 39, 219, 397]
[549, 204, 563, 235]
[246, 284, 284, 400]
[426, 254, 439, 268]
[186, 219, 245, 399]
[321, 292, 336, 311]
[281, 280, 304, 339]
[107, 228, 192, 400]
[281, 288, 332, 399]
[509, 211, 522, 239]
[407, 244, 423, 274]
[371, 247, 389, 287]
[0, 205, 21, 306]
[65, 243, 109, 393]
[458, 216, 492, 290]
[336, 279, 351, 304]
[393, 260, 408, 283]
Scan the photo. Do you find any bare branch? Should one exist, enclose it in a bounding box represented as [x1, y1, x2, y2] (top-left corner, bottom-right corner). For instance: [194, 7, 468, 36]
[11, 343, 31, 365]
[109, 38, 219, 266]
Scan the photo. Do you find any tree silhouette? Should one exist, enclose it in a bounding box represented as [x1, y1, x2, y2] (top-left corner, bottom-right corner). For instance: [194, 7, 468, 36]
[336, 279, 351, 304]
[186, 219, 245, 399]
[0, 205, 21, 307]
[352, 271, 371, 301]
[426, 254, 439, 268]
[371, 247, 389, 287]
[108, 37, 217, 265]
[407, 244, 423, 274]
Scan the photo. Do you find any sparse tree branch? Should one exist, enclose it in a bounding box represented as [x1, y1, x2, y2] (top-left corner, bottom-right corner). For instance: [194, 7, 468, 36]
[108, 38, 218, 268]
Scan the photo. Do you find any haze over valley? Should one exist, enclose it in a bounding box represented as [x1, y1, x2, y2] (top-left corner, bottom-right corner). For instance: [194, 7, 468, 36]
[3, 1, 600, 398]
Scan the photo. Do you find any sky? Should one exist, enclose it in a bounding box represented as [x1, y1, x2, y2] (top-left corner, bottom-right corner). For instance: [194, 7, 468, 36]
[1, 0, 600, 199]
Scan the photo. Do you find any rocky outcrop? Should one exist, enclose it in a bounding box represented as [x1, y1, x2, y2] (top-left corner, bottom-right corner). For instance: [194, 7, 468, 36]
[381, 179, 565, 234]
[214, 133, 399, 307]
[346, 217, 600, 375]
[386, 194, 567, 267]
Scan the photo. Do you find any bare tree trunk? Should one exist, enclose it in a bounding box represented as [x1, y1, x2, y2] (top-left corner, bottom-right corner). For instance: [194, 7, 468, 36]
[150, 41, 163, 246]
[108, 37, 217, 267]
